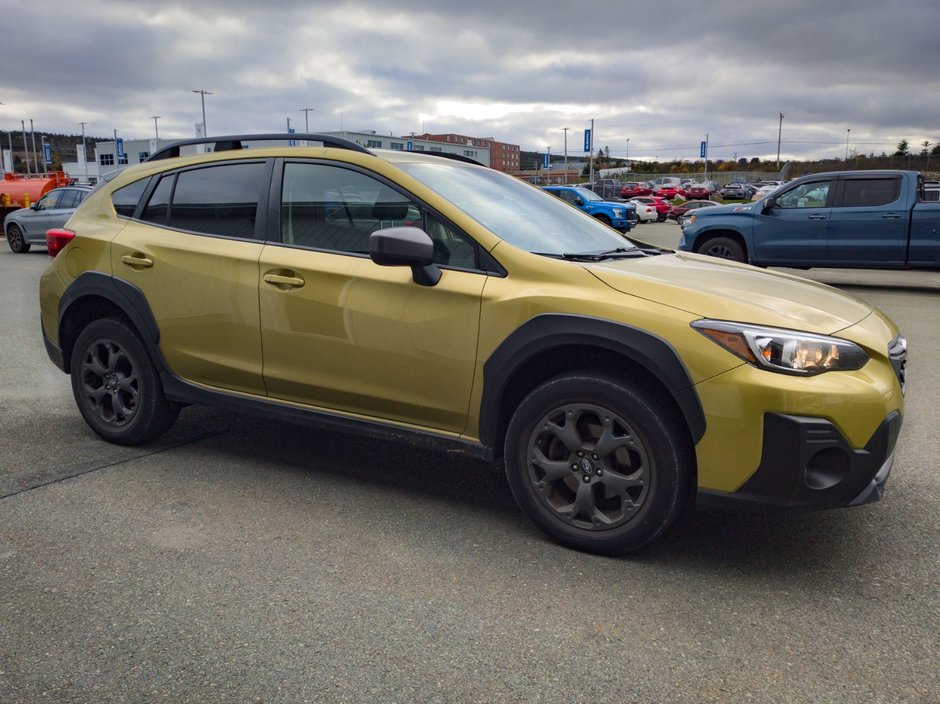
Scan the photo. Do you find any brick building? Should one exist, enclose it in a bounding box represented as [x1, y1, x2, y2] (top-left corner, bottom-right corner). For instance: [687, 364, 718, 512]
[414, 133, 520, 173]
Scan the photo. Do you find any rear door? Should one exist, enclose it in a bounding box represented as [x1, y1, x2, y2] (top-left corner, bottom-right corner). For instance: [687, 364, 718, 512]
[826, 175, 907, 265]
[110, 160, 270, 394]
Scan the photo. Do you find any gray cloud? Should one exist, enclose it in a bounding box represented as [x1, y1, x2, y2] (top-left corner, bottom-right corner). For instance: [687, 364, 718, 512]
[1, 0, 937, 161]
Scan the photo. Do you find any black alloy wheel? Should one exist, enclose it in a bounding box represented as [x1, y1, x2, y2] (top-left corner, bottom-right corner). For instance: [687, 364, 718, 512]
[70, 318, 179, 445]
[504, 373, 691, 554]
[6, 224, 30, 253]
[698, 236, 745, 263]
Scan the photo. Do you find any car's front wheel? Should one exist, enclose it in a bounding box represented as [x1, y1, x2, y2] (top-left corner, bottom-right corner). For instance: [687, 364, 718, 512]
[70, 318, 180, 445]
[504, 373, 692, 555]
[6, 224, 30, 253]
[697, 236, 746, 263]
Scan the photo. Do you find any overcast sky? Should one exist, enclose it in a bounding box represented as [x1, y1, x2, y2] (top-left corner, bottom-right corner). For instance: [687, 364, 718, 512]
[1, 0, 938, 163]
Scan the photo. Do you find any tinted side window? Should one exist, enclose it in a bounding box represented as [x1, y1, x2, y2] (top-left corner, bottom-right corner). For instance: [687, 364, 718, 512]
[58, 190, 82, 209]
[280, 162, 417, 254]
[168, 163, 266, 238]
[112, 179, 149, 218]
[36, 192, 62, 210]
[775, 181, 831, 209]
[839, 178, 901, 207]
[141, 175, 175, 225]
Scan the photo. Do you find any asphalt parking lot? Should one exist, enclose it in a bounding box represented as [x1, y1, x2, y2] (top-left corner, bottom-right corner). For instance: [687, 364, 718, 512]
[2, 231, 938, 703]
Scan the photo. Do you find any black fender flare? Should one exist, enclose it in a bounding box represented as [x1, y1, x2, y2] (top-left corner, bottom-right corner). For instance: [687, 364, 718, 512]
[57, 272, 162, 368]
[479, 314, 705, 448]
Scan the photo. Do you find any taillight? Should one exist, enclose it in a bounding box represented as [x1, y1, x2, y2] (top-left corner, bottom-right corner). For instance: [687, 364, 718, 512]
[46, 228, 76, 258]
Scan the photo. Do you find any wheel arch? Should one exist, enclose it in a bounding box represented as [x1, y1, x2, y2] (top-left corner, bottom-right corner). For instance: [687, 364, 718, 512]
[480, 314, 705, 459]
[57, 272, 162, 374]
[693, 229, 749, 261]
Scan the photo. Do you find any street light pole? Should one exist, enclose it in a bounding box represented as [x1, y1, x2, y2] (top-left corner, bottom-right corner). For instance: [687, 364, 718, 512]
[777, 112, 784, 169]
[300, 107, 314, 133]
[192, 89, 212, 136]
[79, 122, 88, 183]
[562, 127, 569, 182]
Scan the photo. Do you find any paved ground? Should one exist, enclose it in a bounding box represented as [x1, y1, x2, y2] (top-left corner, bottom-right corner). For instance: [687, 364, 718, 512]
[1, 238, 938, 703]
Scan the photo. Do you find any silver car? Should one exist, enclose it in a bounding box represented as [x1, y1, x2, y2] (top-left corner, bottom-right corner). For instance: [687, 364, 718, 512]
[4, 186, 91, 253]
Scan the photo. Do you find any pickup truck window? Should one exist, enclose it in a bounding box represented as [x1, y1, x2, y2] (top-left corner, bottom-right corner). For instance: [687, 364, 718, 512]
[776, 181, 831, 209]
[839, 178, 900, 207]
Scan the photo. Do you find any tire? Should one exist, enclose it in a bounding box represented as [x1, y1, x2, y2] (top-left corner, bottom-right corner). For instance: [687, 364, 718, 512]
[594, 214, 612, 227]
[6, 223, 31, 253]
[504, 373, 692, 555]
[697, 236, 745, 263]
[657, 214, 667, 222]
[70, 318, 180, 445]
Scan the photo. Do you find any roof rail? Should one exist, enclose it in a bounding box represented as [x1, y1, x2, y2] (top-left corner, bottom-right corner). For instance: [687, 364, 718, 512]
[416, 151, 484, 167]
[145, 133, 372, 162]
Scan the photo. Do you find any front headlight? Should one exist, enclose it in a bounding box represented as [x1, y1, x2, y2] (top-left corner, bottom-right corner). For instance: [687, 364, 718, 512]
[692, 320, 869, 375]
[612, 208, 624, 217]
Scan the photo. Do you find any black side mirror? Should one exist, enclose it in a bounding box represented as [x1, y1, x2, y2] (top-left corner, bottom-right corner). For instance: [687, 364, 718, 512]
[573, 197, 584, 206]
[369, 226, 441, 286]
[761, 196, 777, 213]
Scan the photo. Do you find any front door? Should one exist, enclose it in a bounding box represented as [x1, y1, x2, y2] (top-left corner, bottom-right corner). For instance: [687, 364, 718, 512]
[259, 160, 486, 434]
[753, 178, 833, 265]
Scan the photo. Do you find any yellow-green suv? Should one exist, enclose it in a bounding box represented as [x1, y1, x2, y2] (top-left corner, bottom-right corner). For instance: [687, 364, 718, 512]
[39, 134, 907, 554]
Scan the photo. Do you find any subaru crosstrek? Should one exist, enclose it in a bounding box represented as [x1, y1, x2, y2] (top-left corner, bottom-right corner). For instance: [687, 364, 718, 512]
[39, 134, 906, 555]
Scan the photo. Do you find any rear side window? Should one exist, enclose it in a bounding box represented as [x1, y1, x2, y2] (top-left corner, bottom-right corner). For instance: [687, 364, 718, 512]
[838, 178, 901, 207]
[112, 179, 149, 218]
[167, 163, 266, 238]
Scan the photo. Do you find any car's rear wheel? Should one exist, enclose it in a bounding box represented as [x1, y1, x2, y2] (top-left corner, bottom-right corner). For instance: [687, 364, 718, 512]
[70, 318, 180, 445]
[504, 373, 691, 555]
[657, 214, 667, 222]
[6, 224, 30, 253]
[697, 236, 745, 263]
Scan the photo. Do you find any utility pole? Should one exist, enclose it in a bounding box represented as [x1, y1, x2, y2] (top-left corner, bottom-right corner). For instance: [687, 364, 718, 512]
[151, 116, 161, 140]
[845, 128, 851, 166]
[776, 112, 784, 169]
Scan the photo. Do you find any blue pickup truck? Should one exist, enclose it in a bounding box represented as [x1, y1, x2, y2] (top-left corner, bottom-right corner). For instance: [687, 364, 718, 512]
[543, 186, 637, 232]
[678, 170, 940, 269]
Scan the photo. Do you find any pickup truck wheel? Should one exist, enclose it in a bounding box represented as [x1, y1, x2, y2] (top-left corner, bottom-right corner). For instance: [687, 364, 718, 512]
[504, 373, 691, 555]
[70, 318, 180, 445]
[698, 236, 745, 263]
[594, 214, 612, 227]
[6, 224, 31, 253]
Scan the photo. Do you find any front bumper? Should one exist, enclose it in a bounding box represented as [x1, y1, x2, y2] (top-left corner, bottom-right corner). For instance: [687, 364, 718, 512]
[697, 411, 901, 512]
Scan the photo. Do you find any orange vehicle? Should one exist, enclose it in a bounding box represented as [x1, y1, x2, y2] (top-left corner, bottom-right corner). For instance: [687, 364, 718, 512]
[1, 171, 70, 212]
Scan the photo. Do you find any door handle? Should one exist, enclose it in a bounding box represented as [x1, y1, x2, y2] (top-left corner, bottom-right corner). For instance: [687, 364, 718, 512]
[881, 213, 902, 219]
[120, 254, 153, 268]
[263, 273, 305, 289]
[807, 214, 827, 220]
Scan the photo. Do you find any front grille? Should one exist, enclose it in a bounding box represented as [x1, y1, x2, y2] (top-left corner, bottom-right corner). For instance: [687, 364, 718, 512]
[889, 334, 907, 394]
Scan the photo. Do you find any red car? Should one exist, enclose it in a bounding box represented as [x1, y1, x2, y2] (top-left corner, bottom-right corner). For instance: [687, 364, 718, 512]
[654, 185, 684, 200]
[630, 196, 671, 222]
[620, 181, 652, 198]
[685, 184, 711, 200]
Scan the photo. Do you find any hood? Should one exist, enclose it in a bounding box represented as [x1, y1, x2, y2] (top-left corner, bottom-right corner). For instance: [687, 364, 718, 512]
[589, 251, 872, 333]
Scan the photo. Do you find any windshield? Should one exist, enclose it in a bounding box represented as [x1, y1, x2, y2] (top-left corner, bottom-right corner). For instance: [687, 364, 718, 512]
[396, 162, 636, 255]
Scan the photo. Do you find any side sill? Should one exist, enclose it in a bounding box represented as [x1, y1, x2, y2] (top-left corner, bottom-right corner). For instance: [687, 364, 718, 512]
[161, 375, 494, 463]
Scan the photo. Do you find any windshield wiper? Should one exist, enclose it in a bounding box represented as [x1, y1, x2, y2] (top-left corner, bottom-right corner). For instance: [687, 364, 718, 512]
[533, 247, 645, 262]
